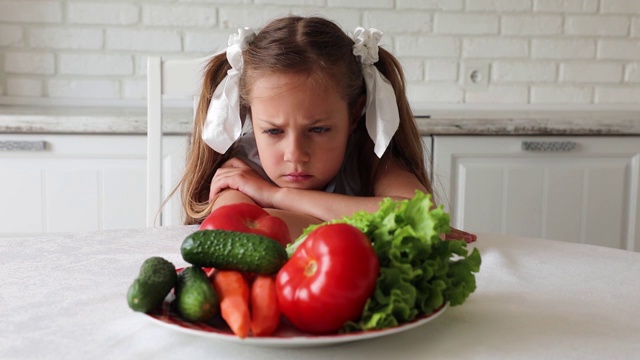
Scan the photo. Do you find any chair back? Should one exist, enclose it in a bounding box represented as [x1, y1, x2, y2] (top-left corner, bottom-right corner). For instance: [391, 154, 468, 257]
[146, 56, 210, 226]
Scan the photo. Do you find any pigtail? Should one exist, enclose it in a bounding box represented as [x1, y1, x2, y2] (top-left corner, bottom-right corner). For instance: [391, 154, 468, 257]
[178, 53, 235, 224]
[373, 48, 433, 195]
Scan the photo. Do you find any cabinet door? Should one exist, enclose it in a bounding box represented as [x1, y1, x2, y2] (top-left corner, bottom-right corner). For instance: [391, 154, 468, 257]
[433, 136, 640, 251]
[0, 134, 147, 237]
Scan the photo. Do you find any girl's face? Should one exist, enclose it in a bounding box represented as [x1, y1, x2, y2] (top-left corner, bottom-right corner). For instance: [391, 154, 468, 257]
[249, 72, 356, 191]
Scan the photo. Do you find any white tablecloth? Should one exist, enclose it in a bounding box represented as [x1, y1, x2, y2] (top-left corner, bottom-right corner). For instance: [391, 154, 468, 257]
[2, 226, 639, 359]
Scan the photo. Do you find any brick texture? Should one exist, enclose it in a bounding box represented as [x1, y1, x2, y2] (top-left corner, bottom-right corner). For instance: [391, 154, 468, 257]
[59, 54, 134, 76]
[533, 0, 598, 13]
[67, 3, 139, 25]
[531, 85, 593, 104]
[560, 63, 624, 83]
[29, 28, 104, 50]
[501, 15, 563, 35]
[142, 5, 217, 27]
[0, 1, 62, 23]
[6, 78, 43, 97]
[5, 52, 55, 75]
[626, 63, 640, 82]
[0, 25, 23, 46]
[0, 0, 638, 105]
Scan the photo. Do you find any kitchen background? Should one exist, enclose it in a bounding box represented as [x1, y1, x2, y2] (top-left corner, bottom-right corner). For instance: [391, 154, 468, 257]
[1, 0, 639, 252]
[0, 0, 639, 108]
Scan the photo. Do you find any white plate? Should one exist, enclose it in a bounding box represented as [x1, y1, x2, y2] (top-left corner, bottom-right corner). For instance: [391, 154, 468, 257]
[144, 302, 447, 348]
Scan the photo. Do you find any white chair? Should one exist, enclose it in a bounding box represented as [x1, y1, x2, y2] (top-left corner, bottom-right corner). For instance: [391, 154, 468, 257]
[146, 56, 210, 227]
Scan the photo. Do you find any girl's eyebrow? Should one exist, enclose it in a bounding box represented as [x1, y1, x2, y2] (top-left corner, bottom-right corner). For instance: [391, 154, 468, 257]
[255, 119, 280, 127]
[255, 117, 332, 127]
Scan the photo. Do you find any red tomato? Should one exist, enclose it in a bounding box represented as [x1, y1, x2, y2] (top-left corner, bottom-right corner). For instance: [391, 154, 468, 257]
[275, 223, 379, 334]
[200, 203, 292, 246]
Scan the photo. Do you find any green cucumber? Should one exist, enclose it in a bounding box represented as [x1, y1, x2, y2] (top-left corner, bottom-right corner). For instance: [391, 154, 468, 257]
[127, 256, 177, 312]
[174, 266, 218, 322]
[181, 229, 288, 275]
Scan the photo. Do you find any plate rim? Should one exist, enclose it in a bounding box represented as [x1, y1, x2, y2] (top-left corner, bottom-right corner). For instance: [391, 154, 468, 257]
[143, 303, 448, 348]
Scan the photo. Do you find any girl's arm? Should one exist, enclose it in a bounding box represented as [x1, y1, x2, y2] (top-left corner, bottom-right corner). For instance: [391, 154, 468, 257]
[268, 162, 476, 243]
[210, 161, 476, 242]
[270, 159, 426, 221]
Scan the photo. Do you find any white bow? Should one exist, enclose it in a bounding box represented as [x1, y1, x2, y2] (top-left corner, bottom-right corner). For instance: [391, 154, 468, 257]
[202, 27, 256, 154]
[352, 27, 400, 158]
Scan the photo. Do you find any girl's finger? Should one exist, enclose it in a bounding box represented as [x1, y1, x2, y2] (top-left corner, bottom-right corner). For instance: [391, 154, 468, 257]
[209, 170, 235, 200]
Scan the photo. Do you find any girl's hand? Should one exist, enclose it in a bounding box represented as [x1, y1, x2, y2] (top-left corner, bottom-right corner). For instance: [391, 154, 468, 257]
[209, 158, 278, 207]
[443, 227, 477, 243]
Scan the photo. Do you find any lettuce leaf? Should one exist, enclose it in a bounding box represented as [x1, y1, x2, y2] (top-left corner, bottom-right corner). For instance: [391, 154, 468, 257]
[286, 190, 482, 332]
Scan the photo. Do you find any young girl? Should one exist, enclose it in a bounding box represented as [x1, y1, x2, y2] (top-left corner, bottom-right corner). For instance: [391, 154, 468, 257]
[178, 15, 475, 243]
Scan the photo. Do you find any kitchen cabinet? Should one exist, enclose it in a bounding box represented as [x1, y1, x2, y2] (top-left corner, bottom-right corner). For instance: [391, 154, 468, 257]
[0, 134, 186, 237]
[431, 135, 640, 252]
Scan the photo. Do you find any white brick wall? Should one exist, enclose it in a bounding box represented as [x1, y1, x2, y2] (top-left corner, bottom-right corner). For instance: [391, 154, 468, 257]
[466, 0, 532, 12]
[399, 59, 424, 82]
[6, 78, 42, 97]
[564, 15, 630, 36]
[48, 79, 119, 99]
[0, 25, 23, 46]
[397, 0, 463, 11]
[501, 15, 563, 35]
[560, 62, 623, 83]
[466, 86, 529, 104]
[435, 13, 499, 35]
[492, 62, 558, 83]
[5, 52, 55, 75]
[364, 11, 432, 33]
[426, 60, 458, 82]
[0, 0, 638, 106]
[463, 38, 529, 58]
[533, 0, 598, 13]
[29, 28, 104, 50]
[59, 54, 134, 76]
[601, 0, 640, 13]
[67, 3, 139, 25]
[531, 85, 594, 103]
[532, 39, 596, 59]
[598, 39, 640, 60]
[0, 1, 62, 23]
[142, 5, 217, 27]
[627, 63, 640, 82]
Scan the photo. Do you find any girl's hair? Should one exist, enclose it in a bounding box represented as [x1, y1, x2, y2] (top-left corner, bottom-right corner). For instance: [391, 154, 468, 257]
[178, 15, 432, 225]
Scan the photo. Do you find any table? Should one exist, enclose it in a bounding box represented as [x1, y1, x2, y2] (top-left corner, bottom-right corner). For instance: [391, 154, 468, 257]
[2, 226, 639, 359]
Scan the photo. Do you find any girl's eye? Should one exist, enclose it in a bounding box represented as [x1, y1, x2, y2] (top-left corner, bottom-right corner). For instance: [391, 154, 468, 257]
[309, 126, 330, 134]
[263, 129, 282, 136]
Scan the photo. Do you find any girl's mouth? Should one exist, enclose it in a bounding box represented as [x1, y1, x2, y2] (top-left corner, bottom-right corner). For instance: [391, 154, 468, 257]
[284, 173, 312, 182]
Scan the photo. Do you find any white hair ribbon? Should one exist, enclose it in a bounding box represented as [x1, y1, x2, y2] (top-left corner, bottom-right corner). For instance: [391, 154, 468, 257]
[351, 27, 400, 158]
[201, 27, 256, 154]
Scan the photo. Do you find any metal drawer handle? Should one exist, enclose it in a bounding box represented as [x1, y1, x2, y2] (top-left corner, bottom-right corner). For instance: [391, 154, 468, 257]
[522, 141, 576, 152]
[0, 140, 47, 151]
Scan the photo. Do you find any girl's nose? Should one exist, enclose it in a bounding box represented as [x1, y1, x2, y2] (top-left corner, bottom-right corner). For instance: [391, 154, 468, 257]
[283, 134, 310, 163]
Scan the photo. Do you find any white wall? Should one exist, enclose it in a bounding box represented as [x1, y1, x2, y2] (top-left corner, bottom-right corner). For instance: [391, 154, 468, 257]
[0, 0, 638, 107]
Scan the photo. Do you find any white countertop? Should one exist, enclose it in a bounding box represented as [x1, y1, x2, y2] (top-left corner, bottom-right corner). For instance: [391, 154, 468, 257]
[2, 226, 639, 359]
[1, 105, 639, 135]
[0, 106, 191, 135]
[419, 108, 640, 135]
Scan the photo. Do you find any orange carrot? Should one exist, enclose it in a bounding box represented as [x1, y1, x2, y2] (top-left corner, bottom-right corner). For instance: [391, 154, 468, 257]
[250, 275, 280, 336]
[211, 270, 250, 338]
